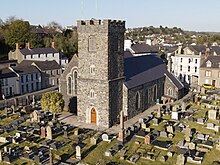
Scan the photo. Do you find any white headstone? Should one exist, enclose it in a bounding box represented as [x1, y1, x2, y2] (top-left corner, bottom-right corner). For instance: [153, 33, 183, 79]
[76, 145, 81, 160]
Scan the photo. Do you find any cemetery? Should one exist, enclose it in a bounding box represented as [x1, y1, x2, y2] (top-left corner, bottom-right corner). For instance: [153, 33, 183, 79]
[0, 92, 219, 164]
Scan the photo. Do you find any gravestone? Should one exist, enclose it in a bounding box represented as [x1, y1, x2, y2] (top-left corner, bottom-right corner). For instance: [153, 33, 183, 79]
[182, 102, 186, 111]
[74, 129, 79, 135]
[197, 118, 205, 124]
[63, 130, 68, 138]
[208, 110, 217, 120]
[171, 111, 179, 120]
[153, 118, 159, 126]
[46, 126, 52, 140]
[157, 105, 161, 118]
[40, 127, 46, 138]
[207, 123, 214, 129]
[160, 131, 168, 137]
[105, 150, 112, 157]
[144, 135, 150, 144]
[76, 145, 81, 160]
[185, 126, 191, 142]
[102, 134, 109, 142]
[176, 154, 185, 165]
[167, 125, 174, 134]
[90, 137, 97, 145]
[189, 142, 196, 150]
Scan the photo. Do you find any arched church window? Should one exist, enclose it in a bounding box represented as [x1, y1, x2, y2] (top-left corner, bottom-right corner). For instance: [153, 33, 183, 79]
[135, 92, 141, 110]
[67, 76, 72, 95]
[73, 71, 77, 95]
[168, 87, 173, 96]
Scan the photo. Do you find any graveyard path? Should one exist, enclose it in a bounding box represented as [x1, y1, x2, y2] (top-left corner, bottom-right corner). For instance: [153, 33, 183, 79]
[58, 104, 157, 134]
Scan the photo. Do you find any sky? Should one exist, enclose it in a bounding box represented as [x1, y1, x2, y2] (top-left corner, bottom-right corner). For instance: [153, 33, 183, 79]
[1, 0, 220, 32]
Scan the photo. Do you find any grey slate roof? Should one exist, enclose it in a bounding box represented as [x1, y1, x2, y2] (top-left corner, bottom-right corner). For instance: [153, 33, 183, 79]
[200, 55, 220, 68]
[11, 61, 40, 74]
[131, 44, 159, 54]
[124, 54, 166, 89]
[31, 60, 61, 71]
[20, 47, 58, 55]
[0, 68, 17, 79]
[165, 71, 184, 90]
[187, 45, 206, 54]
[211, 46, 220, 55]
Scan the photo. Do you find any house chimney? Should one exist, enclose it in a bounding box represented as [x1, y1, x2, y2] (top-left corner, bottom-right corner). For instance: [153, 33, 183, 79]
[51, 42, 55, 48]
[16, 43, 19, 50]
[26, 42, 30, 49]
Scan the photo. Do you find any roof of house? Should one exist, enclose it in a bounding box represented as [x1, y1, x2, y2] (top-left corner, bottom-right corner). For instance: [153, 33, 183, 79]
[165, 71, 184, 90]
[131, 43, 159, 54]
[0, 68, 17, 79]
[20, 47, 58, 55]
[211, 46, 220, 55]
[200, 55, 220, 68]
[11, 61, 40, 74]
[124, 54, 166, 89]
[165, 46, 178, 54]
[31, 60, 61, 71]
[187, 45, 207, 54]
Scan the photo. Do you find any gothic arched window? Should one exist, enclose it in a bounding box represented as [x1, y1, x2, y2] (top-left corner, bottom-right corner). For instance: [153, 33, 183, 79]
[67, 76, 72, 95]
[73, 71, 77, 95]
[135, 92, 141, 110]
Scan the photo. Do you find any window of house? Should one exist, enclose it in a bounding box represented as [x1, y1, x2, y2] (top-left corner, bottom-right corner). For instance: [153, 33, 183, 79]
[26, 84, 29, 93]
[153, 85, 157, 101]
[51, 70, 53, 75]
[90, 65, 95, 74]
[21, 76, 24, 83]
[31, 55, 33, 59]
[195, 67, 197, 73]
[31, 83, 34, 91]
[145, 89, 148, 105]
[135, 92, 141, 110]
[88, 36, 96, 52]
[195, 59, 198, 64]
[188, 66, 190, 72]
[36, 73, 38, 80]
[180, 65, 182, 71]
[90, 89, 95, 99]
[21, 85, 24, 93]
[26, 75, 28, 82]
[57, 70, 59, 75]
[67, 76, 72, 95]
[205, 70, 211, 77]
[31, 74, 34, 81]
[38, 54, 40, 58]
[36, 82, 39, 90]
[206, 61, 211, 67]
[180, 58, 183, 63]
[45, 54, 48, 58]
[188, 58, 191, 63]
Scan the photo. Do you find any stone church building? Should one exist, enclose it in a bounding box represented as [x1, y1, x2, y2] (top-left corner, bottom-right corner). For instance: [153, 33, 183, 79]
[59, 19, 184, 128]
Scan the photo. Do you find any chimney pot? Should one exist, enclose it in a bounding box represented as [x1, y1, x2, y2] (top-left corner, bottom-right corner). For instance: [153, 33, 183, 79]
[52, 42, 55, 48]
[16, 43, 19, 50]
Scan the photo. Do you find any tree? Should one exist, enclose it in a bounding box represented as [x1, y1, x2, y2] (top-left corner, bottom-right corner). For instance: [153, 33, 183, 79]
[5, 19, 30, 48]
[40, 92, 65, 120]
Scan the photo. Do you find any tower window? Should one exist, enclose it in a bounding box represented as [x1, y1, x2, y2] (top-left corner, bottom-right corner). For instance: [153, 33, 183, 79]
[88, 36, 96, 52]
[90, 90, 95, 99]
[90, 65, 95, 74]
[73, 71, 77, 95]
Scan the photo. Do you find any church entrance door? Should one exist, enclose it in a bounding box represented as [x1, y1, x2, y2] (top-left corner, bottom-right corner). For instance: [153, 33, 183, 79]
[91, 108, 96, 124]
